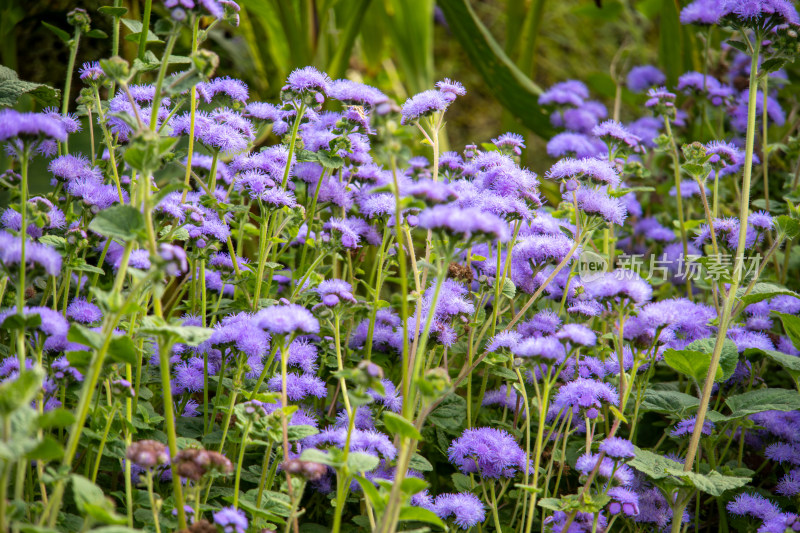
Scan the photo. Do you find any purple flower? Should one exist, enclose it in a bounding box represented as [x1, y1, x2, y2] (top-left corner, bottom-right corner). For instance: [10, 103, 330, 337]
[720, 0, 800, 25]
[0, 231, 62, 276]
[627, 65, 666, 93]
[316, 279, 356, 307]
[448, 427, 527, 478]
[608, 486, 640, 516]
[283, 66, 331, 98]
[255, 304, 320, 335]
[671, 416, 714, 437]
[731, 90, 785, 132]
[547, 132, 605, 159]
[599, 437, 635, 459]
[482, 385, 521, 410]
[67, 298, 102, 324]
[552, 378, 619, 419]
[635, 217, 675, 242]
[592, 120, 641, 152]
[512, 336, 566, 363]
[213, 506, 248, 533]
[574, 186, 627, 225]
[267, 372, 327, 400]
[435, 78, 466, 102]
[539, 80, 589, 107]
[706, 140, 744, 176]
[418, 204, 510, 242]
[159, 244, 188, 276]
[323, 217, 380, 249]
[329, 79, 387, 108]
[575, 453, 634, 485]
[303, 426, 396, 460]
[582, 270, 652, 305]
[556, 324, 596, 347]
[0, 109, 68, 144]
[432, 493, 485, 529]
[79, 61, 104, 82]
[196, 76, 248, 103]
[681, 0, 725, 24]
[401, 90, 450, 124]
[645, 86, 676, 109]
[492, 132, 525, 155]
[170, 109, 254, 154]
[546, 157, 619, 187]
[518, 310, 562, 337]
[487, 331, 522, 353]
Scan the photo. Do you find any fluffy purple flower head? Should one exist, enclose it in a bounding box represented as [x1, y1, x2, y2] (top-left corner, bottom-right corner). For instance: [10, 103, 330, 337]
[645, 86, 676, 109]
[316, 279, 356, 307]
[159, 244, 188, 276]
[546, 157, 619, 187]
[512, 336, 566, 363]
[0, 231, 62, 276]
[0, 109, 68, 144]
[67, 298, 102, 324]
[448, 427, 527, 478]
[492, 132, 526, 155]
[555, 324, 597, 347]
[599, 437, 635, 459]
[592, 120, 641, 152]
[255, 304, 320, 335]
[547, 132, 605, 159]
[681, 0, 725, 24]
[213, 507, 248, 533]
[720, 0, 800, 25]
[671, 416, 714, 437]
[435, 78, 466, 102]
[553, 378, 619, 419]
[576, 453, 634, 485]
[583, 270, 652, 305]
[574, 186, 627, 225]
[418, 204, 510, 241]
[487, 330, 522, 352]
[79, 61, 104, 82]
[705, 140, 744, 175]
[608, 486, 640, 516]
[328, 79, 387, 108]
[197, 76, 248, 103]
[539, 80, 589, 107]
[401, 90, 450, 125]
[267, 372, 327, 400]
[627, 65, 666, 93]
[433, 493, 486, 529]
[482, 385, 521, 410]
[283, 66, 331, 97]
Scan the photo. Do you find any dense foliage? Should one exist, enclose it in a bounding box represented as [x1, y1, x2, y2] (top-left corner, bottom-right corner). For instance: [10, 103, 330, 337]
[1, 1, 800, 533]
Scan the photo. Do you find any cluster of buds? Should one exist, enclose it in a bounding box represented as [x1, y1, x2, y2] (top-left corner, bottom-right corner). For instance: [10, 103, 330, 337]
[126, 440, 169, 470]
[172, 448, 233, 482]
[282, 459, 328, 481]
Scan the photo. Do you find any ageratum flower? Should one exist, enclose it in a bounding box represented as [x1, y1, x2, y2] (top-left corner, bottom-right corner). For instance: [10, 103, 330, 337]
[680, 0, 724, 24]
[323, 217, 380, 249]
[731, 90, 785, 132]
[512, 336, 566, 363]
[255, 304, 320, 335]
[556, 324, 597, 347]
[79, 61, 104, 83]
[576, 453, 634, 485]
[0, 306, 69, 352]
[435, 78, 466, 102]
[282, 66, 331, 103]
[67, 298, 102, 324]
[645, 86, 676, 109]
[582, 270, 652, 305]
[196, 76, 248, 103]
[170, 109, 254, 154]
[599, 437, 635, 459]
[627, 65, 666, 93]
[671, 416, 714, 437]
[328, 79, 388, 109]
[482, 385, 521, 410]
[0, 109, 68, 157]
[213, 507, 248, 533]
[315, 279, 356, 307]
[546, 157, 620, 187]
[267, 372, 326, 400]
[0, 231, 62, 276]
[705, 140, 744, 176]
[244, 102, 289, 135]
[400, 90, 449, 125]
[539, 80, 589, 107]
[417, 204, 510, 242]
[592, 120, 642, 152]
[448, 427, 527, 478]
[492, 132, 526, 155]
[608, 487, 640, 516]
[720, 0, 800, 25]
[553, 378, 619, 419]
[547, 132, 605, 159]
[574, 186, 627, 225]
[303, 426, 396, 460]
[432, 493, 485, 530]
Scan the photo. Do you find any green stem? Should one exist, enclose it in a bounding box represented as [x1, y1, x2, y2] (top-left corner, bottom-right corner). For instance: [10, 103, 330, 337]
[663, 117, 692, 299]
[61, 28, 81, 153]
[158, 337, 187, 529]
[90, 402, 119, 483]
[181, 16, 200, 204]
[137, 0, 153, 62]
[232, 420, 251, 509]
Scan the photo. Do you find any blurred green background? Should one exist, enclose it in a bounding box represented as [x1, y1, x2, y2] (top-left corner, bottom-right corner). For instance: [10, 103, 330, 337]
[1, 0, 699, 172]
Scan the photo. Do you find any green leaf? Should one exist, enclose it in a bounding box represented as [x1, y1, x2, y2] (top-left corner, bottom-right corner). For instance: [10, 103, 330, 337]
[327, 0, 373, 78]
[744, 348, 800, 383]
[673, 469, 750, 496]
[120, 18, 162, 43]
[640, 390, 699, 417]
[663, 349, 717, 383]
[501, 277, 516, 299]
[398, 505, 448, 528]
[658, 0, 683, 86]
[383, 412, 423, 440]
[775, 215, 800, 239]
[86, 29, 109, 39]
[0, 65, 60, 108]
[400, 476, 429, 495]
[37, 408, 76, 430]
[67, 323, 104, 350]
[298, 448, 337, 467]
[26, 436, 64, 462]
[70, 475, 127, 525]
[41, 21, 70, 43]
[725, 388, 800, 420]
[286, 424, 318, 441]
[687, 337, 739, 382]
[736, 283, 799, 307]
[726, 39, 749, 53]
[428, 393, 467, 432]
[408, 453, 433, 472]
[346, 452, 380, 473]
[138, 316, 214, 346]
[108, 335, 138, 365]
[774, 312, 800, 349]
[98, 6, 129, 17]
[88, 205, 144, 242]
[436, 0, 553, 137]
[0, 368, 44, 415]
[69, 258, 104, 275]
